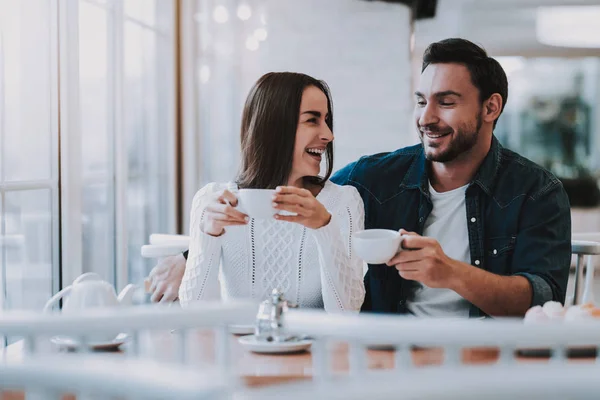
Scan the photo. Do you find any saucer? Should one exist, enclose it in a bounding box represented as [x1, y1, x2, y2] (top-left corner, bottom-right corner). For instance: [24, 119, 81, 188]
[51, 333, 129, 351]
[229, 324, 255, 335]
[238, 334, 312, 354]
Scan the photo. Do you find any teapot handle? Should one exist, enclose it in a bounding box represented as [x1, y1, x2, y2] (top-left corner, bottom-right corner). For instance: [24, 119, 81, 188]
[43, 286, 72, 313]
[73, 272, 102, 284]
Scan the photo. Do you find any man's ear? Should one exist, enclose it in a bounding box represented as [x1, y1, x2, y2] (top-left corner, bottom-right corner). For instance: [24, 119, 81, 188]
[483, 93, 503, 123]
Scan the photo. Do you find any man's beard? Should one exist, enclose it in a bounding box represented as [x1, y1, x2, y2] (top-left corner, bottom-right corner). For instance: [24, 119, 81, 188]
[421, 113, 483, 163]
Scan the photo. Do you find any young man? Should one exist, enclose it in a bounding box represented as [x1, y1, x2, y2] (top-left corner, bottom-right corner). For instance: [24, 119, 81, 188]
[331, 38, 571, 317]
[149, 38, 571, 317]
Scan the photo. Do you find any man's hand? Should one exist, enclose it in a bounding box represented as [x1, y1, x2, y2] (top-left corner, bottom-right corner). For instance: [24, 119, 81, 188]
[387, 230, 533, 317]
[386, 229, 460, 289]
[147, 253, 187, 303]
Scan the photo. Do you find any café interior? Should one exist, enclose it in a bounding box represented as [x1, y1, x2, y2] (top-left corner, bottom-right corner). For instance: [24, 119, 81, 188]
[2, 0, 600, 398]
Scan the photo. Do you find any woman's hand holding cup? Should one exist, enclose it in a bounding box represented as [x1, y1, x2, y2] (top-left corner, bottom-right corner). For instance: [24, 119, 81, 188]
[202, 190, 249, 236]
[272, 186, 331, 230]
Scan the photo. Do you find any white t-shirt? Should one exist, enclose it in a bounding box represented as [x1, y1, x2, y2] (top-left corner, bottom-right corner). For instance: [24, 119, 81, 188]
[406, 182, 471, 317]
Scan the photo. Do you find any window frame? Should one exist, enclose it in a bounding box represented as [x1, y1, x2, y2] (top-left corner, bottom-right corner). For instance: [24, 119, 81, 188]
[0, 0, 180, 323]
[0, 0, 61, 346]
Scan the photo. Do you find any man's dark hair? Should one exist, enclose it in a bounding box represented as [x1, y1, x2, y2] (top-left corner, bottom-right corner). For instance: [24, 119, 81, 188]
[422, 38, 508, 128]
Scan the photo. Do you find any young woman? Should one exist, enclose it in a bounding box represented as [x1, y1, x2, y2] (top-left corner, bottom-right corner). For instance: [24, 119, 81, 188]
[179, 72, 365, 312]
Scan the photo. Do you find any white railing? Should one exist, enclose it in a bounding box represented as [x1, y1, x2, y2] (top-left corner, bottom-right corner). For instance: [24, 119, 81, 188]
[239, 364, 600, 400]
[0, 353, 235, 400]
[284, 309, 600, 377]
[0, 301, 257, 369]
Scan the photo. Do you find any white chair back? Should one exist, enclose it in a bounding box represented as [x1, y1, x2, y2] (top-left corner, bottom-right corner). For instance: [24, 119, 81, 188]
[149, 233, 190, 246]
[239, 364, 600, 400]
[283, 309, 600, 378]
[141, 233, 190, 259]
[570, 240, 600, 305]
[0, 353, 235, 400]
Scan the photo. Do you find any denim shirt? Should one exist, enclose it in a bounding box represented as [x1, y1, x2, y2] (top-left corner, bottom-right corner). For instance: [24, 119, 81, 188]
[331, 137, 571, 317]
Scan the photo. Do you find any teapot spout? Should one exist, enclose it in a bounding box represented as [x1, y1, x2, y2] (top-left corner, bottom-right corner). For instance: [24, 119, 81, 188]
[117, 284, 138, 306]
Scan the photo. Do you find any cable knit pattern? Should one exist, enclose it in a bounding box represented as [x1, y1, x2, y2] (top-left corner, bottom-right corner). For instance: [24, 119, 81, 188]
[179, 181, 366, 312]
[255, 218, 296, 299]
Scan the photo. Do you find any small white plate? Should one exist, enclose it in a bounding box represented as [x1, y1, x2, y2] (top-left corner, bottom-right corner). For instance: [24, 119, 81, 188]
[51, 333, 129, 351]
[238, 334, 312, 354]
[229, 324, 255, 335]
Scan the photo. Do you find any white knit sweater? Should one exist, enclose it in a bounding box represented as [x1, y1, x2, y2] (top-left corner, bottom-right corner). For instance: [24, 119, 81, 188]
[179, 180, 366, 312]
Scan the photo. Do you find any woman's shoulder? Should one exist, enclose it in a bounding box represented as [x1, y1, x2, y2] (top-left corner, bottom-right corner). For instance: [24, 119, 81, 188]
[190, 182, 233, 211]
[193, 182, 234, 198]
[323, 180, 360, 195]
[320, 180, 363, 207]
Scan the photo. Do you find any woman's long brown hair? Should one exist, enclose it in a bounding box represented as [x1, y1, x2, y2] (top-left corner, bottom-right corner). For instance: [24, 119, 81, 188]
[235, 72, 334, 189]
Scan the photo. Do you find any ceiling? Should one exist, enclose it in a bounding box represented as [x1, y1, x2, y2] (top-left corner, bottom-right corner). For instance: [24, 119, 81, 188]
[414, 0, 600, 57]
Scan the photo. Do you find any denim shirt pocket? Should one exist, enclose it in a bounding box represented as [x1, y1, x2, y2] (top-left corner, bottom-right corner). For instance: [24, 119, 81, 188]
[485, 235, 516, 273]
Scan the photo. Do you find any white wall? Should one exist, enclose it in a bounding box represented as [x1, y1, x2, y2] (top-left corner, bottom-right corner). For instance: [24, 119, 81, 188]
[256, 0, 414, 171]
[193, 0, 415, 188]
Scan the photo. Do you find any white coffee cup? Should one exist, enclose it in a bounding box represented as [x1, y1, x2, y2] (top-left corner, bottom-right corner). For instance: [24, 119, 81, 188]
[236, 189, 278, 219]
[352, 229, 405, 264]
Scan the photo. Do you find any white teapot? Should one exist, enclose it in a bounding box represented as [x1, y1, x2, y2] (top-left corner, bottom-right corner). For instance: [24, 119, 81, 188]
[43, 272, 137, 314]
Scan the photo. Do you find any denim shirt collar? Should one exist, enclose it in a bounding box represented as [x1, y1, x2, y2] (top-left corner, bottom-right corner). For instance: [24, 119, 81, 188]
[398, 146, 428, 197]
[471, 136, 502, 196]
[399, 136, 502, 197]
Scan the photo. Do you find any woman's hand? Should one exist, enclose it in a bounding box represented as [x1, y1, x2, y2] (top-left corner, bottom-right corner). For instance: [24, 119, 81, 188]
[272, 186, 331, 229]
[202, 190, 248, 236]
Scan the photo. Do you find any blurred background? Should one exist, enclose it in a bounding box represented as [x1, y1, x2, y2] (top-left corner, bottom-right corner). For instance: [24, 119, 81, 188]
[1, 0, 600, 315]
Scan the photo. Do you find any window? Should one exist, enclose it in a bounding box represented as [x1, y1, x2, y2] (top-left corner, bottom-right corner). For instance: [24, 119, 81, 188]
[75, 0, 177, 290]
[495, 57, 600, 208]
[0, 0, 177, 322]
[0, 0, 59, 313]
[496, 57, 599, 176]
[122, 0, 177, 285]
[79, 0, 115, 283]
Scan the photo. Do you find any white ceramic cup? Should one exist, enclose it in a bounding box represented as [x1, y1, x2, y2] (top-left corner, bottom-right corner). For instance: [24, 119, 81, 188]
[352, 229, 406, 264]
[236, 189, 278, 219]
